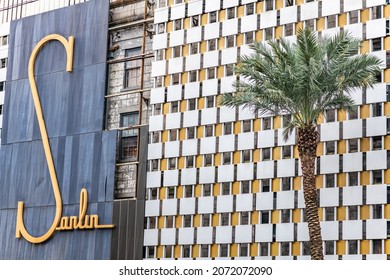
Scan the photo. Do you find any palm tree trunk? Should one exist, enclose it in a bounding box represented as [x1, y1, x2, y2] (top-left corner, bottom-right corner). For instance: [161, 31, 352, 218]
[297, 126, 324, 260]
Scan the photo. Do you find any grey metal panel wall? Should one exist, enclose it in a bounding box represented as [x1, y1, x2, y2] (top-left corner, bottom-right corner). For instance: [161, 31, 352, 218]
[0, 0, 116, 259]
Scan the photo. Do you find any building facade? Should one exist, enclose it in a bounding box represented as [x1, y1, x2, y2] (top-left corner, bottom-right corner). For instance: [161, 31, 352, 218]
[144, 0, 390, 260]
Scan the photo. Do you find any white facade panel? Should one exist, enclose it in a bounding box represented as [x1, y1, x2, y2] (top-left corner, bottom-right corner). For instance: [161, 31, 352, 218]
[144, 229, 159, 246]
[217, 195, 234, 213]
[366, 255, 387, 260]
[169, 29, 185, 47]
[343, 186, 363, 206]
[147, 143, 163, 159]
[216, 226, 233, 244]
[218, 134, 235, 152]
[300, 1, 319, 20]
[240, 44, 254, 57]
[238, 106, 255, 121]
[161, 199, 178, 216]
[366, 220, 387, 239]
[343, 152, 363, 172]
[320, 122, 340, 141]
[178, 228, 195, 245]
[219, 106, 236, 123]
[366, 0, 386, 8]
[165, 112, 181, 129]
[170, 3, 185, 20]
[185, 54, 201, 71]
[366, 150, 387, 170]
[222, 18, 238, 36]
[180, 198, 196, 215]
[182, 139, 198, 156]
[205, 0, 221, 12]
[186, 26, 202, 43]
[276, 191, 295, 209]
[184, 82, 200, 99]
[220, 76, 236, 93]
[277, 159, 295, 178]
[200, 137, 216, 154]
[235, 225, 252, 243]
[297, 223, 310, 241]
[255, 224, 273, 242]
[148, 115, 164, 132]
[366, 83, 386, 104]
[320, 155, 339, 174]
[258, 130, 275, 148]
[236, 193, 253, 212]
[151, 60, 166, 77]
[344, 0, 363, 12]
[163, 170, 179, 187]
[218, 165, 235, 182]
[343, 23, 363, 40]
[204, 22, 220, 40]
[167, 84, 182, 102]
[371, 50, 387, 69]
[320, 221, 339, 240]
[297, 191, 304, 209]
[168, 57, 183, 74]
[343, 119, 363, 139]
[240, 14, 258, 33]
[366, 185, 387, 205]
[348, 87, 363, 105]
[188, 0, 203, 16]
[321, 0, 340, 16]
[201, 107, 217, 125]
[319, 188, 339, 207]
[260, 10, 277, 29]
[181, 168, 197, 185]
[160, 228, 176, 245]
[277, 129, 295, 146]
[150, 87, 165, 104]
[154, 7, 169, 24]
[203, 50, 219, 68]
[276, 224, 294, 242]
[144, 200, 160, 216]
[198, 197, 215, 214]
[164, 141, 180, 158]
[202, 78, 218, 96]
[223, 0, 239, 8]
[257, 161, 275, 179]
[199, 166, 216, 184]
[237, 163, 254, 181]
[342, 220, 363, 240]
[221, 47, 238, 65]
[366, 117, 387, 137]
[183, 110, 199, 127]
[237, 132, 254, 150]
[366, 18, 386, 39]
[197, 227, 213, 244]
[256, 192, 273, 210]
[280, 6, 298, 25]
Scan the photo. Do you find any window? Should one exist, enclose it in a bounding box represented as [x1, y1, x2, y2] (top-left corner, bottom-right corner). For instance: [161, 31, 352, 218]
[372, 240, 382, 254]
[325, 241, 335, 255]
[184, 186, 193, 198]
[147, 247, 155, 258]
[241, 181, 250, 194]
[205, 125, 214, 137]
[261, 212, 270, 224]
[203, 184, 212, 196]
[208, 39, 217, 51]
[168, 158, 176, 170]
[246, 3, 254, 15]
[222, 182, 231, 195]
[0, 35, 8, 46]
[183, 215, 192, 227]
[239, 244, 249, 257]
[241, 212, 250, 225]
[372, 6, 382, 20]
[242, 150, 251, 163]
[265, 28, 273, 40]
[325, 109, 336, 122]
[373, 204, 382, 219]
[372, 38, 382, 51]
[302, 242, 311, 256]
[169, 129, 178, 141]
[387, 221, 390, 237]
[187, 127, 195, 139]
[265, 0, 274, 11]
[372, 103, 382, 117]
[156, 49, 164, 61]
[262, 117, 272, 130]
[348, 172, 358, 186]
[227, 7, 235, 19]
[165, 216, 174, 228]
[281, 209, 290, 223]
[325, 141, 335, 155]
[186, 156, 194, 168]
[124, 48, 142, 89]
[146, 217, 157, 229]
[189, 71, 198, 82]
[200, 245, 209, 257]
[207, 67, 216, 79]
[120, 112, 139, 161]
[285, 23, 294, 37]
[204, 154, 213, 166]
[245, 32, 254, 44]
[202, 214, 211, 227]
[0, 104, 2, 115]
[348, 106, 359, 120]
[182, 245, 191, 258]
[226, 64, 234, 76]
[325, 174, 335, 188]
[260, 243, 268, 256]
[0, 58, 7, 69]
[243, 120, 252, 132]
[349, 10, 359, 24]
[220, 244, 229, 257]
[305, 19, 315, 31]
[174, 19, 182, 30]
[281, 242, 290, 256]
[372, 170, 382, 184]
[262, 179, 270, 192]
[0, 81, 5, 92]
[190, 43, 199, 54]
[167, 187, 175, 199]
[327, 15, 337, 28]
[224, 123, 232, 135]
[172, 73, 180, 85]
[206, 96, 215, 108]
[173, 46, 181, 58]
[285, 0, 294, 7]
[171, 101, 179, 113]
[158, 0, 166, 8]
[282, 177, 291, 191]
[348, 139, 358, 153]
[372, 136, 382, 150]
[282, 146, 292, 159]
[262, 148, 271, 160]
[223, 152, 232, 165]
[150, 160, 159, 171]
[191, 15, 199, 27]
[348, 206, 358, 220]
[209, 12, 217, 23]
[348, 240, 358, 255]
[221, 213, 230, 226]
[226, 35, 235, 48]
[157, 23, 165, 34]
[325, 207, 335, 221]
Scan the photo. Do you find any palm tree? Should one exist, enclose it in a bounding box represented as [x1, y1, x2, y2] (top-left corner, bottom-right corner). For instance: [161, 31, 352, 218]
[221, 28, 381, 260]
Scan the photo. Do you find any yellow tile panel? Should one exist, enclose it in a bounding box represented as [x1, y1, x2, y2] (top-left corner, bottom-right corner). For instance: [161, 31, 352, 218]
[270, 243, 279, 256]
[167, 21, 173, 32]
[184, 18, 190, 29]
[252, 180, 259, 193]
[231, 213, 239, 226]
[360, 9, 369, 23]
[360, 40, 369, 54]
[385, 240, 390, 254]
[271, 210, 280, 224]
[157, 246, 163, 258]
[164, 75, 171, 87]
[360, 205, 370, 220]
[385, 5, 390, 18]
[360, 171, 370, 186]
[385, 103, 390, 116]
[213, 183, 220, 196]
[234, 122, 241, 134]
[233, 151, 241, 164]
[237, 6, 244, 18]
[273, 116, 281, 129]
[256, 2, 264, 13]
[236, 33, 244, 47]
[163, 103, 170, 115]
[192, 245, 199, 258]
[179, 129, 186, 141]
[230, 244, 238, 257]
[250, 243, 258, 257]
[385, 37, 390, 50]
[337, 207, 346, 221]
[251, 211, 259, 224]
[182, 44, 189, 57]
[232, 182, 240, 195]
[166, 48, 172, 60]
[158, 216, 165, 229]
[253, 119, 261, 131]
[199, 69, 206, 81]
[272, 178, 280, 192]
[360, 104, 370, 118]
[337, 140, 346, 154]
[218, 38, 225, 50]
[316, 142, 324, 156]
[292, 208, 301, 223]
[217, 66, 224, 78]
[180, 100, 187, 112]
[174, 245, 181, 258]
[338, 13, 347, 27]
[275, 26, 283, 39]
[316, 18, 325, 31]
[384, 205, 390, 219]
[318, 208, 323, 221]
[315, 175, 323, 189]
[195, 184, 202, 197]
[214, 153, 221, 166]
[385, 170, 390, 184]
[201, 14, 208, 26]
[212, 214, 219, 227]
[211, 244, 218, 258]
[215, 124, 222, 136]
[273, 147, 281, 160]
[385, 69, 390, 82]
[294, 146, 299, 158]
[337, 173, 346, 187]
[295, 22, 303, 32]
[292, 242, 300, 256]
[175, 216, 182, 228]
[200, 41, 207, 53]
[360, 240, 369, 255]
[193, 214, 200, 227]
[177, 186, 183, 199]
[360, 138, 370, 152]
[293, 176, 301, 190]
[255, 30, 263, 42]
[253, 149, 261, 162]
[196, 155, 203, 167]
[276, 0, 283, 10]
[337, 240, 346, 255]
[219, 10, 226, 22]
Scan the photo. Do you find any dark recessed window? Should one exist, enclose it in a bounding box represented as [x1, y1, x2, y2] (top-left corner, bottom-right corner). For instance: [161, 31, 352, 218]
[120, 112, 139, 161]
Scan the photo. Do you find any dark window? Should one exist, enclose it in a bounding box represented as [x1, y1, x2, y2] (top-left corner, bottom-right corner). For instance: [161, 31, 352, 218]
[302, 241, 311, 256]
[262, 179, 270, 192]
[186, 156, 194, 168]
[372, 170, 382, 184]
[372, 38, 382, 51]
[373, 204, 382, 219]
[325, 207, 335, 221]
[263, 117, 272, 130]
[226, 35, 235, 48]
[167, 187, 175, 199]
[191, 15, 199, 27]
[305, 19, 315, 30]
[240, 244, 249, 257]
[348, 172, 358, 186]
[326, 141, 335, 154]
[349, 10, 359, 24]
[124, 48, 142, 89]
[348, 240, 358, 255]
[372, 103, 382, 117]
[204, 154, 212, 166]
[200, 245, 209, 257]
[325, 174, 335, 188]
[187, 127, 195, 139]
[222, 182, 230, 195]
[206, 96, 214, 108]
[246, 3, 254, 15]
[224, 123, 232, 135]
[285, 23, 294, 36]
[221, 213, 230, 226]
[208, 39, 216, 51]
[190, 43, 199, 54]
[182, 245, 191, 258]
[260, 243, 268, 256]
[202, 214, 210, 227]
[227, 7, 235, 19]
[0, 35, 8, 46]
[203, 184, 212, 196]
[205, 125, 213, 137]
[261, 212, 270, 224]
[266, 0, 274, 11]
[325, 241, 334, 255]
[183, 215, 192, 227]
[282, 146, 292, 158]
[241, 212, 250, 225]
[243, 120, 252, 132]
[185, 186, 193, 198]
[188, 98, 196, 110]
[241, 181, 250, 194]
[166, 216, 174, 228]
[327, 15, 337, 28]
[265, 28, 273, 40]
[120, 112, 139, 161]
[348, 139, 358, 153]
[372, 240, 382, 254]
[326, 109, 336, 122]
[281, 242, 290, 256]
[282, 177, 291, 191]
[220, 244, 229, 257]
[242, 150, 251, 163]
[0, 58, 7, 69]
[223, 152, 231, 165]
[262, 148, 271, 160]
[348, 206, 358, 220]
[372, 6, 382, 19]
[0, 81, 5, 91]
[372, 136, 382, 150]
[281, 209, 290, 223]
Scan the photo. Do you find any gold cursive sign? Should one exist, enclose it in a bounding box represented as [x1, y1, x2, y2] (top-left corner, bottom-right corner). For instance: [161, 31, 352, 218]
[15, 34, 113, 244]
